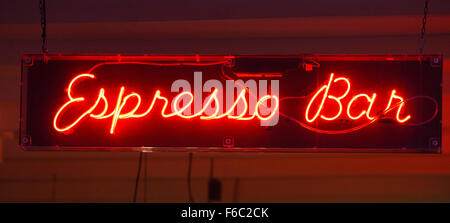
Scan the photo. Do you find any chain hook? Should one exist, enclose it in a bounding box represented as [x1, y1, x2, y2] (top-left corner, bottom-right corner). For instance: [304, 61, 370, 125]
[39, 0, 48, 54]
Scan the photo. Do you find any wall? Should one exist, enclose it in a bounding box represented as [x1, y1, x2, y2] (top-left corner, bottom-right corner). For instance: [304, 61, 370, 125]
[1, 0, 450, 202]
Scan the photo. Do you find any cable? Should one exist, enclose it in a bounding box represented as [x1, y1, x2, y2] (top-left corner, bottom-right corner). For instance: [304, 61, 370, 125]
[232, 177, 240, 203]
[143, 152, 147, 202]
[404, 95, 439, 126]
[418, 0, 430, 57]
[84, 62, 437, 135]
[39, 0, 48, 53]
[132, 151, 143, 203]
[187, 152, 195, 203]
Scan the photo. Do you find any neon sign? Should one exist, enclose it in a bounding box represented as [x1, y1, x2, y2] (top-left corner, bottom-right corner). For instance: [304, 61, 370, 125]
[53, 73, 279, 134]
[20, 54, 442, 151]
[53, 72, 414, 135]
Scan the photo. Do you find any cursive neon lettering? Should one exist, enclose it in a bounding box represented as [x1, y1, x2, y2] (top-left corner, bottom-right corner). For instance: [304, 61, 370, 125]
[54, 74, 280, 134]
[385, 90, 411, 123]
[306, 73, 410, 123]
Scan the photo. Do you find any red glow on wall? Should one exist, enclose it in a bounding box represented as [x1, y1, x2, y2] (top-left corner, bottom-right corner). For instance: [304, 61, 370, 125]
[305, 73, 411, 123]
[54, 72, 414, 135]
[20, 54, 442, 150]
[53, 73, 280, 134]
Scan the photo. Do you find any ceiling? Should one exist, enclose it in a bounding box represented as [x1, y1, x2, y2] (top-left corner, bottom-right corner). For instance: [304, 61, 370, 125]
[1, 0, 450, 24]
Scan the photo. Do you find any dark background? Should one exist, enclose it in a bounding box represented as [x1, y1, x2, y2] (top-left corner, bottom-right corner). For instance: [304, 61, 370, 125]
[0, 0, 450, 202]
[22, 55, 441, 150]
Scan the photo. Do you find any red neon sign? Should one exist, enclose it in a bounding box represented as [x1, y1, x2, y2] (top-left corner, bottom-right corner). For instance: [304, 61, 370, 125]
[305, 73, 410, 123]
[20, 54, 442, 151]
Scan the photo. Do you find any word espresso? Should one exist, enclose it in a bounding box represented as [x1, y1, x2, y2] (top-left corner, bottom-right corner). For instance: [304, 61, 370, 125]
[53, 72, 411, 135]
[53, 73, 279, 134]
[305, 73, 411, 123]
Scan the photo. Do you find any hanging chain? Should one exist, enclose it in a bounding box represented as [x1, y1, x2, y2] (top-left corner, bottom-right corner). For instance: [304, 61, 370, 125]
[418, 0, 429, 56]
[39, 0, 48, 53]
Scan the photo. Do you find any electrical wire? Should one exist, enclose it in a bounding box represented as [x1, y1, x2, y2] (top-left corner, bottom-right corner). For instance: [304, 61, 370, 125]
[132, 151, 143, 203]
[232, 177, 240, 203]
[279, 95, 439, 134]
[187, 152, 195, 203]
[220, 65, 439, 133]
[404, 95, 439, 126]
[207, 157, 214, 203]
[209, 157, 214, 179]
[143, 152, 147, 202]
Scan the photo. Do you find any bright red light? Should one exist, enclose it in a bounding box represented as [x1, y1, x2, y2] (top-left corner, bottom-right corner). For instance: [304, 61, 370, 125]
[385, 90, 411, 123]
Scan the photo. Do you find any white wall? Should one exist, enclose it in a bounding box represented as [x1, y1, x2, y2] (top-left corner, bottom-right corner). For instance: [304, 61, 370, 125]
[1, 1, 450, 202]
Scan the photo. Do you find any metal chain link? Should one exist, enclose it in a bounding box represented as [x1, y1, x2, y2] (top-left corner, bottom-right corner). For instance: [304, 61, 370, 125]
[419, 0, 429, 56]
[39, 0, 48, 53]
